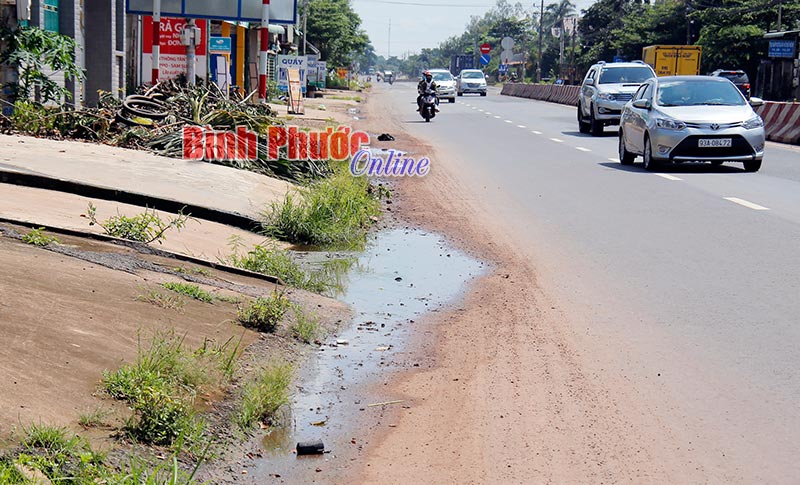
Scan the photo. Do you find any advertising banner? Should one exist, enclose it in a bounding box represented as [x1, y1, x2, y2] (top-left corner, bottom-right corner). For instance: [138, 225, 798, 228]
[142, 16, 207, 83]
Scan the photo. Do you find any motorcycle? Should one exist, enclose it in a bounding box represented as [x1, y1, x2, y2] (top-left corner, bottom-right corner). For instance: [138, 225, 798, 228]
[388, 75, 394, 85]
[419, 89, 438, 122]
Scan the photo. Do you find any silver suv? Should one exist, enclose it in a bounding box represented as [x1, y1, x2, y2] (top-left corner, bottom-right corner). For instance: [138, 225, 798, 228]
[578, 61, 656, 136]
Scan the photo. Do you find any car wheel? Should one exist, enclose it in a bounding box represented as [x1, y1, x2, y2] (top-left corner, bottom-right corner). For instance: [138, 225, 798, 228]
[578, 102, 590, 134]
[480, 92, 487, 96]
[743, 160, 762, 172]
[590, 106, 604, 136]
[642, 135, 658, 171]
[449, 98, 455, 103]
[457, 91, 463, 96]
[618, 131, 635, 165]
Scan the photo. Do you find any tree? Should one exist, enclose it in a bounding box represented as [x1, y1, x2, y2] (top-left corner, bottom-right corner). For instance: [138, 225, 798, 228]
[306, 0, 370, 67]
[0, 26, 84, 104]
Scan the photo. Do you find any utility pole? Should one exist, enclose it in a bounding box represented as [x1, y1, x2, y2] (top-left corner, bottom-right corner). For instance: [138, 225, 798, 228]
[302, 0, 308, 55]
[685, 1, 692, 44]
[536, 0, 544, 83]
[388, 18, 391, 58]
[777, 0, 783, 31]
[186, 18, 196, 85]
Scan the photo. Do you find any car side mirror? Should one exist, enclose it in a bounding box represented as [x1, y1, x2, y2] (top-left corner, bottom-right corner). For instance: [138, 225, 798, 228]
[632, 99, 651, 109]
[584, 78, 594, 86]
[749, 96, 764, 107]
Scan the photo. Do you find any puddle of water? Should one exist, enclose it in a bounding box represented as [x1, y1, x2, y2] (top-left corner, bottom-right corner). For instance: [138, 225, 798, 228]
[248, 228, 484, 479]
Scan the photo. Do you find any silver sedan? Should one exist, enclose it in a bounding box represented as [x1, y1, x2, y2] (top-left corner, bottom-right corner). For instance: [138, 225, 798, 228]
[618, 76, 765, 172]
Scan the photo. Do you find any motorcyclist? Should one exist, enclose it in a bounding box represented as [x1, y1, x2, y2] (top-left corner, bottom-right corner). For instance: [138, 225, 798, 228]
[417, 70, 439, 112]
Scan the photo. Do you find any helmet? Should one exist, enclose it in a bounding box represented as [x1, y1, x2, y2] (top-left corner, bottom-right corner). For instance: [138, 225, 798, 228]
[423, 70, 431, 76]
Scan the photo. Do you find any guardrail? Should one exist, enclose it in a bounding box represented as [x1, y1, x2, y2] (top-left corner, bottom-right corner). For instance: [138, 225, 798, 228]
[755, 102, 800, 145]
[502, 84, 800, 146]
[501, 83, 580, 106]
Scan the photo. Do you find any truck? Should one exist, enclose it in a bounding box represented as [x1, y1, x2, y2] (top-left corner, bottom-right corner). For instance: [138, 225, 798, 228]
[642, 45, 703, 76]
[450, 55, 475, 77]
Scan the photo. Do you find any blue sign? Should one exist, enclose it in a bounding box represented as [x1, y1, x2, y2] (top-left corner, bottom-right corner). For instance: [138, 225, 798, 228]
[480, 54, 491, 65]
[498, 63, 508, 73]
[209, 37, 232, 53]
[769, 39, 796, 58]
[613, 55, 626, 63]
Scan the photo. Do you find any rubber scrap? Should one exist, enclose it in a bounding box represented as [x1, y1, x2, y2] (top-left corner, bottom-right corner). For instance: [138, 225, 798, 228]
[296, 441, 325, 455]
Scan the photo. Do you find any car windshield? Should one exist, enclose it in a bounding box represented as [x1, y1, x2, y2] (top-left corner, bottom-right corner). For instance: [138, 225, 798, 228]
[717, 72, 749, 83]
[598, 66, 654, 84]
[461, 71, 484, 79]
[432, 72, 453, 82]
[656, 80, 746, 107]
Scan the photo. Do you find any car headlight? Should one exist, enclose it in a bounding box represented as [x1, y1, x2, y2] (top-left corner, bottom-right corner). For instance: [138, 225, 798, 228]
[743, 116, 763, 130]
[655, 118, 686, 130]
[596, 92, 614, 100]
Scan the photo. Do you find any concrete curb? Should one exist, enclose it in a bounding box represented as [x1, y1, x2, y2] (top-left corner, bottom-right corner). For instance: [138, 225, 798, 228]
[0, 216, 283, 285]
[0, 170, 263, 233]
[501, 83, 580, 107]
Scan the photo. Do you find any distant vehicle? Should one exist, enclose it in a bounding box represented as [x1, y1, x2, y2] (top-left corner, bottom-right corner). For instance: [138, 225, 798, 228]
[618, 75, 765, 172]
[710, 69, 751, 99]
[450, 54, 474, 76]
[428, 69, 456, 103]
[384, 70, 393, 83]
[456, 69, 487, 96]
[368, 67, 375, 76]
[642, 45, 703, 76]
[578, 60, 656, 136]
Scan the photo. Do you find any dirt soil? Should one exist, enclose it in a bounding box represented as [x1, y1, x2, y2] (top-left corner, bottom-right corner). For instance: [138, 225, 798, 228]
[314, 87, 696, 483]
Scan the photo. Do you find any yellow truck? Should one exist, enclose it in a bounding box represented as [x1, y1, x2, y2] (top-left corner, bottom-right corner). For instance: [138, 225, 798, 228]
[642, 45, 703, 76]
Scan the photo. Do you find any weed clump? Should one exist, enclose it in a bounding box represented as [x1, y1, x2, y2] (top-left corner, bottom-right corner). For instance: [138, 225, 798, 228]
[21, 227, 60, 246]
[84, 203, 191, 244]
[235, 362, 292, 431]
[161, 282, 214, 303]
[237, 292, 292, 332]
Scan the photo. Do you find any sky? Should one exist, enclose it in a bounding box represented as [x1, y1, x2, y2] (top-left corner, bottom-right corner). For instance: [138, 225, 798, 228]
[350, 0, 596, 59]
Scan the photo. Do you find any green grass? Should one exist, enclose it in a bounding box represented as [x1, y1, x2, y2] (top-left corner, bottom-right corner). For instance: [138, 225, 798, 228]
[0, 459, 24, 484]
[78, 407, 110, 429]
[101, 331, 238, 452]
[236, 292, 292, 332]
[137, 288, 186, 311]
[161, 282, 214, 303]
[235, 362, 293, 431]
[291, 307, 320, 343]
[173, 266, 211, 277]
[226, 244, 335, 293]
[261, 165, 382, 249]
[21, 227, 60, 246]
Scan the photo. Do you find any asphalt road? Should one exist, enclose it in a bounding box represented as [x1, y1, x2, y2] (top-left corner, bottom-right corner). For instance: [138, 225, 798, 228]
[376, 82, 800, 482]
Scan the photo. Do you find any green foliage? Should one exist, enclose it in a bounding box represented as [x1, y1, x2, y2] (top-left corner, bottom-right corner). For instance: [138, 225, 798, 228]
[16, 424, 107, 483]
[226, 242, 335, 293]
[291, 307, 320, 344]
[306, 0, 370, 67]
[0, 26, 85, 104]
[235, 362, 293, 431]
[237, 292, 292, 332]
[0, 459, 24, 484]
[161, 282, 214, 303]
[78, 407, 110, 429]
[102, 332, 237, 451]
[262, 166, 382, 249]
[137, 289, 186, 311]
[85, 203, 191, 244]
[21, 227, 60, 247]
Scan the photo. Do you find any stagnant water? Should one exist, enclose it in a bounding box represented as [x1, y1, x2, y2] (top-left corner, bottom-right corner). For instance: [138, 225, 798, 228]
[246, 228, 484, 481]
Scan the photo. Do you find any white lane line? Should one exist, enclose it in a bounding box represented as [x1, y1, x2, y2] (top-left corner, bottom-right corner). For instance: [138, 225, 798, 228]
[471, 107, 477, 110]
[655, 173, 682, 181]
[550, 138, 564, 143]
[494, 115, 501, 119]
[575, 147, 591, 152]
[724, 197, 770, 211]
[517, 124, 526, 128]
[608, 157, 619, 162]
[478, 109, 484, 112]
[504, 119, 513, 123]
[485, 111, 492, 114]
[531, 130, 542, 135]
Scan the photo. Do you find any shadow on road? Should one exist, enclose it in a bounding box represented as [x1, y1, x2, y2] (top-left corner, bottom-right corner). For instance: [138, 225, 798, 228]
[562, 130, 619, 138]
[599, 162, 745, 174]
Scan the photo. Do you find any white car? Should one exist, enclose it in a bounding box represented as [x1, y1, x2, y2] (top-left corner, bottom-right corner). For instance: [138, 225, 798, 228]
[456, 69, 487, 96]
[429, 69, 456, 103]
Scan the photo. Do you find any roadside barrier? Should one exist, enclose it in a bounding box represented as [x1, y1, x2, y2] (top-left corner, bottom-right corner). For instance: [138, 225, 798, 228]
[501, 83, 580, 106]
[755, 102, 800, 145]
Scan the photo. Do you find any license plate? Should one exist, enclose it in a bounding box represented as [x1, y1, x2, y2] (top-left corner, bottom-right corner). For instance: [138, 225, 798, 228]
[699, 138, 732, 148]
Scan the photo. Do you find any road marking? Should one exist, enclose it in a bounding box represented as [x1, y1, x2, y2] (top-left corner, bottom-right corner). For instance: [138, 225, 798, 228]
[550, 138, 564, 143]
[575, 147, 591, 152]
[724, 197, 770, 211]
[655, 173, 682, 181]
[608, 157, 619, 162]
[494, 115, 501, 119]
[471, 107, 477, 110]
[517, 124, 526, 128]
[504, 119, 513, 123]
[485, 111, 491, 114]
[531, 130, 542, 135]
